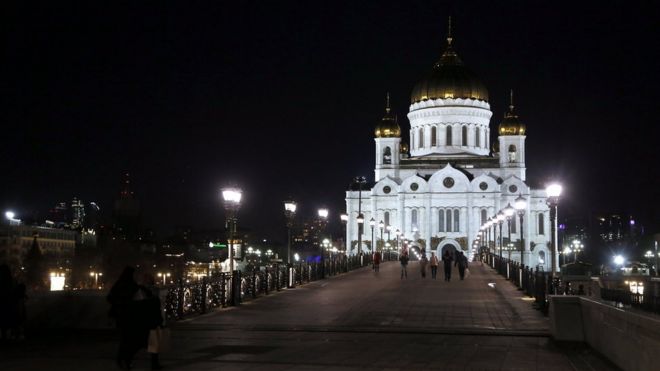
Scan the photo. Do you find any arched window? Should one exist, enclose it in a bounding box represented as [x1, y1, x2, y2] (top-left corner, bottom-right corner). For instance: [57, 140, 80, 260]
[538, 213, 545, 235]
[384, 212, 390, 227]
[438, 209, 445, 232]
[446, 209, 452, 232]
[383, 147, 392, 164]
[538, 251, 546, 265]
[454, 209, 460, 232]
[476, 127, 481, 148]
[481, 209, 487, 225]
[508, 144, 517, 162]
[462, 126, 468, 146]
[431, 127, 437, 146]
[510, 214, 516, 233]
[419, 128, 424, 148]
[411, 132, 415, 150]
[411, 209, 418, 229]
[446, 126, 453, 146]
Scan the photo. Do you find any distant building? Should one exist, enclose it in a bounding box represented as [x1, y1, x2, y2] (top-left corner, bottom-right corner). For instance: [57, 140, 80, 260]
[71, 197, 85, 229]
[0, 224, 76, 267]
[112, 173, 141, 239]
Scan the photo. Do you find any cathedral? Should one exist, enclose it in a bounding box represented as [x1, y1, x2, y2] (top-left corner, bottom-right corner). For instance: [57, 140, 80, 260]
[344, 27, 554, 271]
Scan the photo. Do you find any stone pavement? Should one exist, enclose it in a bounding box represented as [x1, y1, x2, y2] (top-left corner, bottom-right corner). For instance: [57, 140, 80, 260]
[0, 261, 619, 370]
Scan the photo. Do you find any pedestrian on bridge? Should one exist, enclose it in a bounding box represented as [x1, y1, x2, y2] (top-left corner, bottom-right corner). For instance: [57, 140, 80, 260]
[373, 250, 381, 273]
[399, 252, 409, 279]
[455, 251, 468, 280]
[442, 250, 453, 281]
[419, 254, 428, 278]
[430, 252, 439, 279]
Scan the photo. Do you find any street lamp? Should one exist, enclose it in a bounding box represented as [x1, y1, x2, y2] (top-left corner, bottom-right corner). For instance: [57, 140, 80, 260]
[395, 229, 401, 261]
[157, 272, 171, 285]
[284, 200, 297, 264]
[379, 220, 384, 251]
[497, 211, 505, 259]
[356, 213, 364, 255]
[353, 176, 367, 256]
[386, 224, 392, 242]
[514, 194, 527, 266]
[222, 187, 242, 277]
[571, 239, 584, 263]
[613, 255, 625, 268]
[89, 271, 103, 288]
[546, 183, 562, 277]
[504, 203, 514, 258]
[340, 213, 348, 252]
[369, 218, 376, 255]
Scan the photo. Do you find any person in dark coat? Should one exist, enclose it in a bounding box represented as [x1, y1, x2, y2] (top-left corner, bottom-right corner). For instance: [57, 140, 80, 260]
[0, 264, 16, 341]
[399, 253, 409, 279]
[373, 251, 381, 273]
[442, 250, 453, 281]
[455, 251, 468, 280]
[108, 266, 152, 369]
[141, 273, 164, 370]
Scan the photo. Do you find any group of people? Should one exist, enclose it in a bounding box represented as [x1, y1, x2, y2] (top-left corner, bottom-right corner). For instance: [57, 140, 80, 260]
[399, 250, 469, 281]
[0, 264, 27, 342]
[107, 267, 166, 370]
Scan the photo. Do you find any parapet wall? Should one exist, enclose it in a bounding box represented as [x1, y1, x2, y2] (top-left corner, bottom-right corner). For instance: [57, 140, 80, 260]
[550, 295, 660, 371]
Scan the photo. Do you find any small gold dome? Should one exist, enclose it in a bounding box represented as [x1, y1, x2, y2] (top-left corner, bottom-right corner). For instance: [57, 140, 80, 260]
[498, 91, 526, 136]
[400, 141, 409, 154]
[375, 93, 401, 138]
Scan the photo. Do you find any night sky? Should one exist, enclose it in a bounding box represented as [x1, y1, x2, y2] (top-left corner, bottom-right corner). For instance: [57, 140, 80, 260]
[3, 1, 659, 241]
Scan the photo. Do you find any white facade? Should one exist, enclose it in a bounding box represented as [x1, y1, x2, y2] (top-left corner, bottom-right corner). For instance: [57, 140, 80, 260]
[345, 55, 553, 271]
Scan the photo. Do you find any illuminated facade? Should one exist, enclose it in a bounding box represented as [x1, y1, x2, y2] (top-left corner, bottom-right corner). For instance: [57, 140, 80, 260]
[345, 30, 553, 270]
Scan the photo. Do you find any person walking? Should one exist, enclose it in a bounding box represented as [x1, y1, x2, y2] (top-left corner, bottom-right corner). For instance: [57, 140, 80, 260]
[373, 250, 381, 273]
[0, 264, 16, 342]
[455, 251, 469, 280]
[108, 266, 152, 370]
[442, 250, 453, 282]
[419, 254, 428, 278]
[141, 273, 165, 370]
[430, 252, 439, 279]
[399, 252, 409, 279]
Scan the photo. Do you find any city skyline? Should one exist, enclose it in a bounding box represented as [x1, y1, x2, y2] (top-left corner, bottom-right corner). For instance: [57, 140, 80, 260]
[3, 2, 659, 240]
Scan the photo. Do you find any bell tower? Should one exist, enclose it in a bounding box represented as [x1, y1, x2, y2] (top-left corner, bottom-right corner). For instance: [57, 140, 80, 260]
[498, 90, 526, 180]
[374, 93, 401, 181]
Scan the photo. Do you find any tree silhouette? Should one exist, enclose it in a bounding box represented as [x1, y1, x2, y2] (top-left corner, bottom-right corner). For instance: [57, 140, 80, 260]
[24, 235, 45, 290]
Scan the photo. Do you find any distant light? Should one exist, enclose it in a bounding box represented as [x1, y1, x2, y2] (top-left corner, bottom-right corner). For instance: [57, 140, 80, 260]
[209, 242, 214, 248]
[546, 183, 562, 198]
[630, 219, 635, 226]
[294, 253, 300, 262]
[222, 188, 242, 203]
[613, 255, 625, 266]
[5, 211, 15, 220]
[284, 201, 297, 213]
[559, 224, 566, 230]
[318, 208, 329, 218]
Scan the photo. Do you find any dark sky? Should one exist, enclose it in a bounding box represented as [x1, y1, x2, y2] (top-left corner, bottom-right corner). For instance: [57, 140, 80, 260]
[2, 1, 659, 241]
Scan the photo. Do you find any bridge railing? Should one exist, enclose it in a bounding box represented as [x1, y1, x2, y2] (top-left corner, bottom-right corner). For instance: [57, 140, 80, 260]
[483, 252, 551, 312]
[600, 288, 660, 315]
[163, 254, 372, 321]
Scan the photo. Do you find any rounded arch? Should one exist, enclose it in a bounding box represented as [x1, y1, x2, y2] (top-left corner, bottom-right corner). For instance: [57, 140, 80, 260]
[436, 238, 461, 259]
[401, 174, 429, 193]
[428, 163, 470, 192]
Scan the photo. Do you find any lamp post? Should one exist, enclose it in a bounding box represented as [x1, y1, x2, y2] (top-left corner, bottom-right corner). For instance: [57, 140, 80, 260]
[318, 208, 329, 276]
[89, 271, 103, 288]
[157, 272, 171, 285]
[571, 239, 584, 263]
[395, 229, 401, 260]
[497, 211, 505, 260]
[354, 176, 366, 256]
[386, 224, 392, 243]
[379, 220, 384, 253]
[356, 213, 364, 256]
[340, 213, 348, 253]
[504, 203, 514, 260]
[514, 194, 527, 266]
[284, 201, 297, 265]
[369, 218, 376, 256]
[222, 187, 242, 276]
[546, 183, 562, 277]
[486, 218, 492, 253]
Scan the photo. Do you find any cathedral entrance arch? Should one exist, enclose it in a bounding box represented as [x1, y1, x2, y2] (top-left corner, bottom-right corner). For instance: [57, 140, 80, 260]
[437, 239, 461, 259]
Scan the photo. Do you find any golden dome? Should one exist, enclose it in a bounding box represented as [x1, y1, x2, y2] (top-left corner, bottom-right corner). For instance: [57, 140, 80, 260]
[410, 42, 488, 104]
[375, 93, 401, 138]
[498, 91, 526, 136]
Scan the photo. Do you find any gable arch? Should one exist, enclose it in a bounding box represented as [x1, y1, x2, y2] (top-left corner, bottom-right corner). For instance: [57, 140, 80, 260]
[373, 176, 400, 196]
[400, 174, 429, 193]
[428, 164, 470, 192]
[470, 174, 499, 192]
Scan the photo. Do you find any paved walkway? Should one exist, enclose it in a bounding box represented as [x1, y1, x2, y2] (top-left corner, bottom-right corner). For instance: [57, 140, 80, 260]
[0, 261, 619, 370]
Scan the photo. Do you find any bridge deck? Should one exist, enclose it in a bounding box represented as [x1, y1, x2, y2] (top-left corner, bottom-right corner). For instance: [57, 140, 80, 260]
[1, 261, 619, 370]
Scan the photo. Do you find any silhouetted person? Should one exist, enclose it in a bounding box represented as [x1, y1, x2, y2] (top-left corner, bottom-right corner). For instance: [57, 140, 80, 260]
[0, 264, 15, 341]
[455, 251, 468, 280]
[108, 266, 150, 369]
[419, 254, 428, 278]
[399, 253, 409, 279]
[442, 250, 453, 281]
[373, 251, 381, 273]
[141, 273, 164, 370]
[430, 252, 439, 279]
